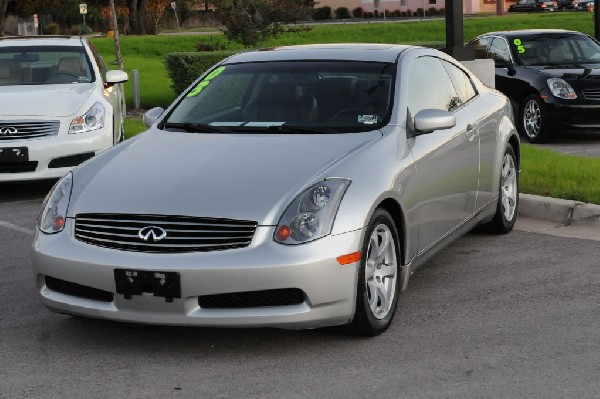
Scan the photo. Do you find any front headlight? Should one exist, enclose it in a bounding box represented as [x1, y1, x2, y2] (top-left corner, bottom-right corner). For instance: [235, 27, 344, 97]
[547, 78, 577, 100]
[38, 172, 73, 234]
[274, 179, 350, 244]
[69, 102, 105, 134]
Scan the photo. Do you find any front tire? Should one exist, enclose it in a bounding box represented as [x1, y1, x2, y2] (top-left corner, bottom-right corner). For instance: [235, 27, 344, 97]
[520, 94, 550, 143]
[348, 209, 401, 336]
[479, 146, 519, 234]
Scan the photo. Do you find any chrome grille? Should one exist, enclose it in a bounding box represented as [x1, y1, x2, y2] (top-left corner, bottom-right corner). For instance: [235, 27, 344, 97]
[582, 89, 600, 101]
[74, 213, 258, 253]
[0, 120, 60, 141]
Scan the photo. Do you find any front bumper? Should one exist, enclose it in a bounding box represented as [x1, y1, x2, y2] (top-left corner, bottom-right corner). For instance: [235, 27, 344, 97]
[544, 99, 600, 130]
[0, 118, 112, 182]
[31, 221, 363, 330]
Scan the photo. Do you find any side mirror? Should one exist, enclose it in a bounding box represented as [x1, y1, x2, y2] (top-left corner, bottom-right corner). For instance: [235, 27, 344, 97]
[495, 59, 517, 76]
[410, 109, 456, 137]
[106, 70, 128, 85]
[143, 107, 165, 127]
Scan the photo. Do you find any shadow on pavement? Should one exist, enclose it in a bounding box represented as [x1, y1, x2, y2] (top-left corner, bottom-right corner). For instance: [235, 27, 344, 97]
[0, 180, 57, 203]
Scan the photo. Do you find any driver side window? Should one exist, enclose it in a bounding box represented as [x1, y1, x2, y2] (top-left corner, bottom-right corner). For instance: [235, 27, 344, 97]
[407, 56, 461, 117]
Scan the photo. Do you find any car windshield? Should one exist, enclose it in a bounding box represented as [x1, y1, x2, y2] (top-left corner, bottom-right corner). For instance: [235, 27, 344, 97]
[0, 45, 94, 86]
[165, 61, 395, 133]
[512, 34, 600, 66]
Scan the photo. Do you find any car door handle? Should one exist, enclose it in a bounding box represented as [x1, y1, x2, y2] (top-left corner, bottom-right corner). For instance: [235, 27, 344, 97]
[465, 124, 477, 141]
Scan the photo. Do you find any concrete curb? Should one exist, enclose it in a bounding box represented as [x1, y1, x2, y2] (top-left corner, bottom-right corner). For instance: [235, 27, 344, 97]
[519, 194, 600, 227]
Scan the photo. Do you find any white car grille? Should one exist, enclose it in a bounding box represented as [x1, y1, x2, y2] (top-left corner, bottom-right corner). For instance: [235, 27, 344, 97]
[0, 120, 60, 141]
[74, 213, 258, 253]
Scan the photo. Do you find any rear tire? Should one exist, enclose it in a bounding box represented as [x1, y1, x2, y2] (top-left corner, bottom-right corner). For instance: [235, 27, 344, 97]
[478, 146, 519, 234]
[347, 209, 401, 336]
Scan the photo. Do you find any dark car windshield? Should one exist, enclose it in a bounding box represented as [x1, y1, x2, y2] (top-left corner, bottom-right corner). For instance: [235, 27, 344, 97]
[0, 45, 94, 86]
[165, 61, 395, 133]
[511, 34, 600, 66]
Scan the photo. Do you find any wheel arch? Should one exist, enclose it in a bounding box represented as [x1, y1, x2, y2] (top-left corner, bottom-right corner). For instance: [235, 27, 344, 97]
[373, 197, 408, 266]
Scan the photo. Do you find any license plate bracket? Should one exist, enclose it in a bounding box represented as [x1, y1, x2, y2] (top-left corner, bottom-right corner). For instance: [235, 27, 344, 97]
[0, 147, 28, 163]
[114, 269, 181, 302]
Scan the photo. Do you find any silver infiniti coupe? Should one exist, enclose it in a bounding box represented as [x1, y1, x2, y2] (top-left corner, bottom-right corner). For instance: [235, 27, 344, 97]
[32, 44, 520, 336]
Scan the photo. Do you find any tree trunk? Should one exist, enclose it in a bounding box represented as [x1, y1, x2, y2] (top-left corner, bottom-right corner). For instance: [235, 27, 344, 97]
[137, 0, 147, 35]
[0, 0, 9, 37]
[128, 0, 140, 34]
[110, 0, 124, 71]
[109, 0, 126, 115]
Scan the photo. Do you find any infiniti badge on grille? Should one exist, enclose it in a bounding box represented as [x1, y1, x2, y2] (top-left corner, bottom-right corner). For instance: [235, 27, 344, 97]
[0, 127, 18, 136]
[138, 226, 167, 242]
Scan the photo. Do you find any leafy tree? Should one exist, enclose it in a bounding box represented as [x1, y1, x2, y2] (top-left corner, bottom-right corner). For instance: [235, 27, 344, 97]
[146, 0, 171, 33]
[215, 0, 312, 48]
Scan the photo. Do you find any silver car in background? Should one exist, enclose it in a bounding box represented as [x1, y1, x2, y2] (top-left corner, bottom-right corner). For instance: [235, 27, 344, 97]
[32, 44, 520, 336]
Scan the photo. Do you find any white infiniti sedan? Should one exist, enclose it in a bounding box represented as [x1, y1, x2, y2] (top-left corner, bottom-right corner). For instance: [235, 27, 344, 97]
[0, 36, 128, 181]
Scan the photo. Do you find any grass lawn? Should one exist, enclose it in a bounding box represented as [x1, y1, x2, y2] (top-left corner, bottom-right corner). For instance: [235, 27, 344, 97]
[520, 144, 600, 204]
[107, 12, 600, 204]
[92, 13, 596, 109]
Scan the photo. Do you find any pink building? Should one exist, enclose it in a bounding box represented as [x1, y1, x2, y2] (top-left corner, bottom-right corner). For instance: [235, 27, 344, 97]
[360, 0, 515, 13]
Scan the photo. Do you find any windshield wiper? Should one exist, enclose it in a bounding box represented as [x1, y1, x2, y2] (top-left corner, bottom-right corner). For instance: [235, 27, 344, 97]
[162, 122, 232, 133]
[264, 125, 339, 134]
[544, 63, 586, 69]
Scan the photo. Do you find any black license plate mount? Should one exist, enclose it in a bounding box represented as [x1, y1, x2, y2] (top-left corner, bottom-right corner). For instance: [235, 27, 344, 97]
[114, 269, 181, 302]
[0, 147, 28, 163]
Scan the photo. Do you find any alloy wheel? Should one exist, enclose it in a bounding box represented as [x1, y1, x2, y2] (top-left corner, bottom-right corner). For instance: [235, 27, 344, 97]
[365, 224, 398, 320]
[523, 99, 541, 139]
[501, 153, 518, 222]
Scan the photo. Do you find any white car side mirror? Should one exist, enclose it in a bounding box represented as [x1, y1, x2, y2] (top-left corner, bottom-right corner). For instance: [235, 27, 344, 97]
[106, 70, 128, 85]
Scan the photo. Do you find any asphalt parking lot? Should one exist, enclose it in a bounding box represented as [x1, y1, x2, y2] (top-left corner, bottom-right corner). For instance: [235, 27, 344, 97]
[1, 181, 599, 398]
[539, 130, 600, 157]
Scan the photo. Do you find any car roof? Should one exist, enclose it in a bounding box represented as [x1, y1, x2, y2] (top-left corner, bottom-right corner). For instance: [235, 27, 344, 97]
[224, 44, 413, 64]
[0, 36, 85, 48]
[479, 29, 584, 38]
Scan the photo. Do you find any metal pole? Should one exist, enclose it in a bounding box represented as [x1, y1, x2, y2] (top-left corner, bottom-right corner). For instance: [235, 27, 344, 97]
[595, 0, 600, 40]
[132, 69, 140, 110]
[444, 0, 474, 60]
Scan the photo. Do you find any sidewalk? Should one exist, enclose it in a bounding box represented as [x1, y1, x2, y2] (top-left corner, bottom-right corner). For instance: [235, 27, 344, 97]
[516, 194, 600, 241]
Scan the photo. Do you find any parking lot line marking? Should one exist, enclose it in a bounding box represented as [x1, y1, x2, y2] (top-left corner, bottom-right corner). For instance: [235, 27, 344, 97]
[0, 220, 34, 236]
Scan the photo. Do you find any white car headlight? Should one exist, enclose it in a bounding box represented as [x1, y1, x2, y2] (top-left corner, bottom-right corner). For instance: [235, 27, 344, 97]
[69, 102, 105, 134]
[547, 78, 577, 100]
[38, 172, 73, 234]
[274, 179, 350, 244]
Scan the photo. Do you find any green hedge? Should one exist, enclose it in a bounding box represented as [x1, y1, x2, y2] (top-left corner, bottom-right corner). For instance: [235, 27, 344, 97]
[164, 51, 239, 95]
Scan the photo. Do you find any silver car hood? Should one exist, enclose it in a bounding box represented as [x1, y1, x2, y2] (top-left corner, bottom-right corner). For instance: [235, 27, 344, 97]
[70, 129, 382, 225]
[0, 83, 96, 117]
